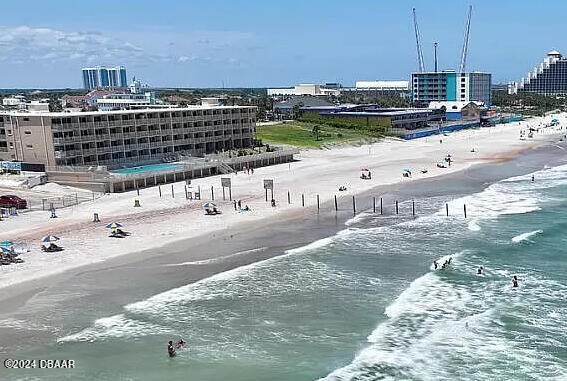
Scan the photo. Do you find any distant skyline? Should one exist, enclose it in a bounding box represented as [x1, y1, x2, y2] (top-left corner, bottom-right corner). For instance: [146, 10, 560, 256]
[0, 0, 566, 88]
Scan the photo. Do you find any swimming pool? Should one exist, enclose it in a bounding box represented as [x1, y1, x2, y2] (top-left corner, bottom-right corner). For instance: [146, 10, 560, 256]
[111, 163, 182, 174]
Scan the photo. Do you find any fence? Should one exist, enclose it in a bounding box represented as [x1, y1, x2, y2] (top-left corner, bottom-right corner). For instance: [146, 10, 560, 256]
[26, 192, 105, 211]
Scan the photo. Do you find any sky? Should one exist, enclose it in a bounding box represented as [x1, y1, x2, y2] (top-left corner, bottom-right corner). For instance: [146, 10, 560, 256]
[0, 0, 566, 88]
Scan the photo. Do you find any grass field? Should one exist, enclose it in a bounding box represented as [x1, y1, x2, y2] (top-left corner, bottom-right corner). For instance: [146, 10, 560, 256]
[256, 121, 380, 148]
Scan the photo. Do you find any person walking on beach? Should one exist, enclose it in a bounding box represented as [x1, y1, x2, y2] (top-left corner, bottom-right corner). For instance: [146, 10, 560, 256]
[512, 275, 519, 288]
[233, 200, 237, 211]
[238, 200, 242, 209]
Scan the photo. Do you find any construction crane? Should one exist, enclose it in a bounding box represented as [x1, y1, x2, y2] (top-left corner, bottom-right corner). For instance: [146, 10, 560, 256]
[459, 5, 472, 73]
[433, 42, 438, 73]
[413, 8, 425, 73]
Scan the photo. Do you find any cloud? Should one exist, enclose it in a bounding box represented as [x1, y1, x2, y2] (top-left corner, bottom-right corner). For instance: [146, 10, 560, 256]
[0, 25, 148, 63]
[0, 26, 259, 68]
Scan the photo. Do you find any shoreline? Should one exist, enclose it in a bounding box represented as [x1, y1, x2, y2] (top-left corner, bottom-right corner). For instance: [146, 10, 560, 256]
[0, 132, 566, 354]
[0, 115, 565, 293]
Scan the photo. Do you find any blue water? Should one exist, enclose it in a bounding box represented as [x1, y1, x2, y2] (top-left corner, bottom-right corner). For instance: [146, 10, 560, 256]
[6, 164, 567, 380]
[111, 163, 182, 174]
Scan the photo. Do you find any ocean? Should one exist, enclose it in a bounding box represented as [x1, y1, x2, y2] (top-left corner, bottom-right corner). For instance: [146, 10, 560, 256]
[4, 162, 567, 380]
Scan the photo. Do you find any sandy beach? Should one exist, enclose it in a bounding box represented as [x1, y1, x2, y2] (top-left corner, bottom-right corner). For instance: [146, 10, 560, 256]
[0, 115, 565, 291]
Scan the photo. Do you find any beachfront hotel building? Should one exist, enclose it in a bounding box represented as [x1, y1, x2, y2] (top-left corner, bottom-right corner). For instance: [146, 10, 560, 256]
[82, 66, 128, 90]
[508, 50, 567, 96]
[0, 106, 257, 169]
[411, 71, 492, 107]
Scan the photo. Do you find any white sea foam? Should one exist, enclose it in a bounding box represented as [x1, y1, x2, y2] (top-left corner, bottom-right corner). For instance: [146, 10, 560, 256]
[512, 229, 543, 243]
[163, 247, 268, 266]
[57, 314, 171, 343]
[467, 219, 481, 231]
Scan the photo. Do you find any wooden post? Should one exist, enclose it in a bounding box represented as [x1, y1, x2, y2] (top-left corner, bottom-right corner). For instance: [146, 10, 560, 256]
[211, 186, 214, 200]
[302, 193, 305, 207]
[380, 197, 383, 214]
[373, 197, 376, 213]
[171, 184, 174, 198]
[184, 185, 188, 200]
[446, 203, 449, 216]
[265, 188, 268, 202]
[222, 187, 226, 200]
[229, 186, 232, 201]
[352, 195, 356, 215]
[395, 200, 399, 215]
[334, 195, 338, 212]
[287, 191, 290, 204]
[158, 185, 162, 198]
[137, 188, 140, 196]
[464, 204, 467, 219]
[412, 200, 415, 216]
[317, 194, 320, 211]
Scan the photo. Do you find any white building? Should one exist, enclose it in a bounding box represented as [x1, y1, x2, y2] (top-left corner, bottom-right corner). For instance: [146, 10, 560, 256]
[2, 95, 26, 107]
[355, 80, 409, 91]
[96, 92, 155, 111]
[267, 84, 341, 97]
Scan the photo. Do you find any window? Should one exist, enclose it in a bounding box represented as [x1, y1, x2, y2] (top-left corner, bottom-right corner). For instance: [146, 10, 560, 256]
[24, 130, 32, 135]
[23, 117, 30, 121]
[26, 144, 33, 148]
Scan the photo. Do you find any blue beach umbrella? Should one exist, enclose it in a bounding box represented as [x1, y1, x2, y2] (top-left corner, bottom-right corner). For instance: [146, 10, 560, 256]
[1, 247, 12, 253]
[41, 235, 60, 243]
[0, 240, 13, 247]
[203, 202, 216, 209]
[105, 222, 123, 229]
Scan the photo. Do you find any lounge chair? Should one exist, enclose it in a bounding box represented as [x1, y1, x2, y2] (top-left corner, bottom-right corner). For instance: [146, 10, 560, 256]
[116, 229, 131, 236]
[109, 231, 125, 238]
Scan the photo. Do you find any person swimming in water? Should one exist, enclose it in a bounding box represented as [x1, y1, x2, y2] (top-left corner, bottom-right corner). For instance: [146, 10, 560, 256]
[177, 339, 185, 349]
[433, 260, 438, 270]
[167, 340, 176, 357]
[477, 266, 484, 275]
[512, 275, 519, 288]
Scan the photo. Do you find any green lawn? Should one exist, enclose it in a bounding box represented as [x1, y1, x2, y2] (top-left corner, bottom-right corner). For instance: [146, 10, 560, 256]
[256, 122, 380, 148]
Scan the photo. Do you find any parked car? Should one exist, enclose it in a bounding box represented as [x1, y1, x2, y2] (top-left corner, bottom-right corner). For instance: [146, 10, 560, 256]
[0, 195, 27, 209]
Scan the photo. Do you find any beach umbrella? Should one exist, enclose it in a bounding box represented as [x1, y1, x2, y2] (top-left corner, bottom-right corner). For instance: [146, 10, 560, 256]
[0, 240, 13, 247]
[361, 168, 369, 171]
[0, 247, 12, 253]
[403, 168, 411, 172]
[105, 222, 123, 229]
[41, 235, 60, 243]
[203, 201, 216, 209]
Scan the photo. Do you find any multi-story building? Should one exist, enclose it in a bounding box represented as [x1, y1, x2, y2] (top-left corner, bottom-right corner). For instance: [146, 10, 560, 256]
[82, 66, 128, 90]
[412, 71, 492, 107]
[508, 50, 567, 96]
[267, 84, 341, 97]
[0, 106, 257, 168]
[96, 92, 156, 111]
